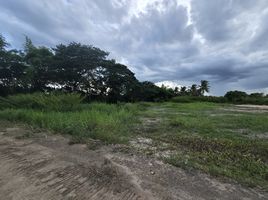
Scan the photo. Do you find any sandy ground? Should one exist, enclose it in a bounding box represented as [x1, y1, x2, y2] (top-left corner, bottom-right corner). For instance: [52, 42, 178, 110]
[221, 104, 268, 113]
[235, 105, 268, 110]
[0, 124, 267, 200]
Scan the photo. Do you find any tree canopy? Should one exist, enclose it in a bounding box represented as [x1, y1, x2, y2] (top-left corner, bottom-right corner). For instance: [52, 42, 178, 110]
[0, 34, 212, 102]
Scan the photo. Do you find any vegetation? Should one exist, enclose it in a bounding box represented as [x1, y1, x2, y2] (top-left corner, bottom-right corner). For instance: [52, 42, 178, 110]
[136, 102, 268, 189]
[0, 92, 84, 111]
[0, 96, 139, 143]
[0, 93, 267, 190]
[224, 90, 268, 105]
[170, 91, 268, 105]
[2, 34, 267, 104]
[0, 34, 179, 102]
[1, 34, 268, 190]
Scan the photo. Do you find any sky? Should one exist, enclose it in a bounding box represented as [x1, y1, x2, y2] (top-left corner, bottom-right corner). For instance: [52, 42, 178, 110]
[0, 0, 268, 95]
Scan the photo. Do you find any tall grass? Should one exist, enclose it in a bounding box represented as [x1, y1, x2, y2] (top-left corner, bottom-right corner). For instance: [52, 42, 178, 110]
[0, 103, 139, 143]
[0, 92, 84, 111]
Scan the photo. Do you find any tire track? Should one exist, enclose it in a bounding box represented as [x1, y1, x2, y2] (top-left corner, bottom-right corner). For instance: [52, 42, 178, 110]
[0, 135, 149, 200]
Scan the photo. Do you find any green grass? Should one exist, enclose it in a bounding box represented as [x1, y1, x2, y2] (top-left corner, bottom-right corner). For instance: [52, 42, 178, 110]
[0, 97, 267, 190]
[0, 92, 84, 111]
[0, 103, 139, 144]
[137, 102, 268, 190]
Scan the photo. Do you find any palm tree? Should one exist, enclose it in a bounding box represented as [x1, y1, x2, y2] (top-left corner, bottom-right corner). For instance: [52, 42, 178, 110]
[200, 80, 209, 96]
[190, 84, 198, 96]
[180, 86, 187, 96]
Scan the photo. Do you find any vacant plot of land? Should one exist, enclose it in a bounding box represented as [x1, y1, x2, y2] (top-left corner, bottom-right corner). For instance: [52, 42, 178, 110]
[0, 102, 268, 198]
[0, 122, 267, 200]
[134, 103, 268, 190]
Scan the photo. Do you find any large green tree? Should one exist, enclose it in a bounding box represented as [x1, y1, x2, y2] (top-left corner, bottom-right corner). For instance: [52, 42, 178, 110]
[51, 42, 109, 92]
[51, 42, 139, 101]
[224, 90, 247, 102]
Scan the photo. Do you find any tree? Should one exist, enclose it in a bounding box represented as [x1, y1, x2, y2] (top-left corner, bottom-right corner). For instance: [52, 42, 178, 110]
[105, 62, 139, 102]
[179, 86, 187, 96]
[0, 34, 9, 50]
[84, 61, 139, 102]
[51, 42, 140, 102]
[132, 81, 174, 102]
[224, 90, 247, 102]
[249, 93, 264, 98]
[199, 80, 209, 96]
[0, 35, 27, 95]
[23, 37, 54, 91]
[190, 84, 198, 96]
[51, 42, 109, 92]
[24, 36, 35, 53]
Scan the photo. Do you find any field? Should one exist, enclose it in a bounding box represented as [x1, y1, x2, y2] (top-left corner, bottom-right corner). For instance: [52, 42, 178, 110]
[0, 99, 267, 191]
[134, 102, 268, 190]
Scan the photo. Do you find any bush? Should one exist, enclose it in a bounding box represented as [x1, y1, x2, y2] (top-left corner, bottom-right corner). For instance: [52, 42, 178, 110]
[0, 92, 84, 111]
[238, 97, 268, 105]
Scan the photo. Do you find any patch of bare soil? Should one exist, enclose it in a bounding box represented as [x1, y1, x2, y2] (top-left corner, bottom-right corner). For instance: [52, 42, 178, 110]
[236, 105, 268, 110]
[0, 123, 267, 200]
[225, 128, 268, 139]
[246, 133, 268, 139]
[222, 104, 268, 113]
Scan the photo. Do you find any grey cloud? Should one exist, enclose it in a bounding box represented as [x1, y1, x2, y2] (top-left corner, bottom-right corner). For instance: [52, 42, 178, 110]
[119, 3, 193, 45]
[0, 0, 129, 47]
[111, 0, 198, 80]
[191, 0, 268, 43]
[249, 12, 268, 51]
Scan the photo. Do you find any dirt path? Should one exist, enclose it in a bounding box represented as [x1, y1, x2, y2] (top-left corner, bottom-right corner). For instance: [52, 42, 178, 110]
[0, 123, 267, 200]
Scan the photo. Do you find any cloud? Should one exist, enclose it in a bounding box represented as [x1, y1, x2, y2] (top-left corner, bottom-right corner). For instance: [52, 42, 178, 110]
[0, 0, 130, 47]
[0, 0, 268, 95]
[249, 11, 268, 51]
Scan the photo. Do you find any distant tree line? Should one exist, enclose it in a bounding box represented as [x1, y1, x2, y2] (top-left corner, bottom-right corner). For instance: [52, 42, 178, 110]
[224, 90, 268, 104]
[0, 34, 211, 102]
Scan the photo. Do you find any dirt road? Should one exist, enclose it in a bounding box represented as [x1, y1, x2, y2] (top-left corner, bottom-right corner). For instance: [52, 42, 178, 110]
[0, 123, 267, 200]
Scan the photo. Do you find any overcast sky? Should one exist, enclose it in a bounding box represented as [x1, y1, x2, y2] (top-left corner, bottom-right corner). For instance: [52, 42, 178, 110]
[1, 0, 268, 95]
